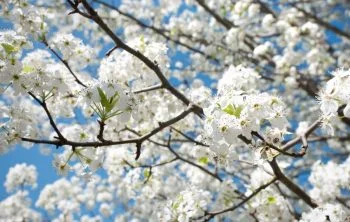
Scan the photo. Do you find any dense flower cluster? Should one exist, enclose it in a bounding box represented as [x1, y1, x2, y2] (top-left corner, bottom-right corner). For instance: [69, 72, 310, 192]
[0, 31, 31, 94]
[1, 0, 47, 39]
[51, 33, 94, 68]
[309, 157, 350, 203]
[300, 203, 348, 222]
[318, 68, 350, 135]
[99, 37, 169, 89]
[204, 65, 288, 162]
[4, 163, 37, 192]
[0, 191, 41, 222]
[160, 186, 211, 221]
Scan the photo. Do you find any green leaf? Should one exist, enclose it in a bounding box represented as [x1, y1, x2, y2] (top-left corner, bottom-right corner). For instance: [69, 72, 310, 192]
[267, 196, 276, 204]
[97, 87, 109, 109]
[22, 65, 35, 73]
[1, 43, 18, 55]
[198, 156, 209, 165]
[222, 104, 243, 118]
[172, 195, 183, 209]
[108, 92, 120, 112]
[105, 110, 123, 120]
[144, 169, 151, 178]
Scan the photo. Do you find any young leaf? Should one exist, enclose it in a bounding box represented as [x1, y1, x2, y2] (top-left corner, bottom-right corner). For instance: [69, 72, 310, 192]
[198, 156, 209, 165]
[1, 43, 17, 55]
[222, 104, 243, 118]
[97, 87, 109, 109]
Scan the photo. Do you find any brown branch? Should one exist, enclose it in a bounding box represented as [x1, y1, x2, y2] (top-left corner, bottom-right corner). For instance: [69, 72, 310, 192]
[66, 0, 91, 18]
[166, 130, 222, 182]
[198, 178, 277, 221]
[292, 4, 350, 40]
[251, 131, 306, 158]
[338, 104, 350, 126]
[255, 0, 277, 18]
[269, 159, 318, 208]
[170, 127, 209, 147]
[133, 84, 163, 94]
[92, 0, 217, 62]
[307, 135, 350, 143]
[282, 118, 322, 152]
[77, 0, 204, 117]
[122, 127, 168, 147]
[97, 120, 107, 142]
[123, 157, 178, 169]
[195, 0, 235, 29]
[42, 36, 87, 88]
[105, 45, 119, 56]
[28, 92, 66, 141]
[22, 105, 195, 159]
[336, 197, 350, 210]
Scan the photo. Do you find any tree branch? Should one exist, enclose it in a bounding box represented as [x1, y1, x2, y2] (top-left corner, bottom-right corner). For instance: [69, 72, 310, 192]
[199, 178, 277, 221]
[269, 159, 318, 208]
[75, 0, 204, 117]
[28, 92, 66, 141]
[195, 0, 235, 29]
[133, 84, 163, 94]
[93, 0, 216, 61]
[22, 105, 195, 159]
[292, 3, 350, 40]
[282, 118, 322, 152]
[42, 37, 87, 88]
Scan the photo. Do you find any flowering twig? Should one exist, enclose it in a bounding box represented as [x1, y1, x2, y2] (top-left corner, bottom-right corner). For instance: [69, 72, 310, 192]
[170, 127, 209, 147]
[133, 84, 163, 94]
[92, 0, 213, 61]
[41, 37, 87, 88]
[197, 178, 277, 221]
[28, 92, 66, 141]
[281, 118, 322, 153]
[22, 104, 195, 160]
[269, 158, 318, 208]
[75, 0, 204, 117]
[291, 3, 350, 40]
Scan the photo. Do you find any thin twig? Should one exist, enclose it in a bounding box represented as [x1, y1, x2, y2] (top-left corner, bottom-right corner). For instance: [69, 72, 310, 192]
[42, 37, 87, 88]
[22, 105, 195, 159]
[133, 84, 163, 94]
[78, 0, 204, 117]
[170, 127, 209, 147]
[28, 92, 66, 141]
[198, 178, 277, 221]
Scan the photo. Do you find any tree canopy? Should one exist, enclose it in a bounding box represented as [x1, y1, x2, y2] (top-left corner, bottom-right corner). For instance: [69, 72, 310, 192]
[0, 0, 350, 221]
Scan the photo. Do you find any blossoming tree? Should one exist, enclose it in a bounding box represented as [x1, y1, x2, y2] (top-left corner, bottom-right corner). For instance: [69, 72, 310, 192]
[0, 0, 349, 221]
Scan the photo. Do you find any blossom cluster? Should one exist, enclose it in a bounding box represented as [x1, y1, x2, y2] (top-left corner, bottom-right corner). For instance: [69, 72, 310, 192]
[309, 157, 350, 203]
[99, 37, 169, 89]
[4, 163, 38, 192]
[0, 163, 40, 221]
[51, 33, 94, 69]
[1, 0, 48, 39]
[318, 68, 350, 135]
[300, 203, 348, 222]
[160, 186, 211, 221]
[204, 65, 289, 162]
